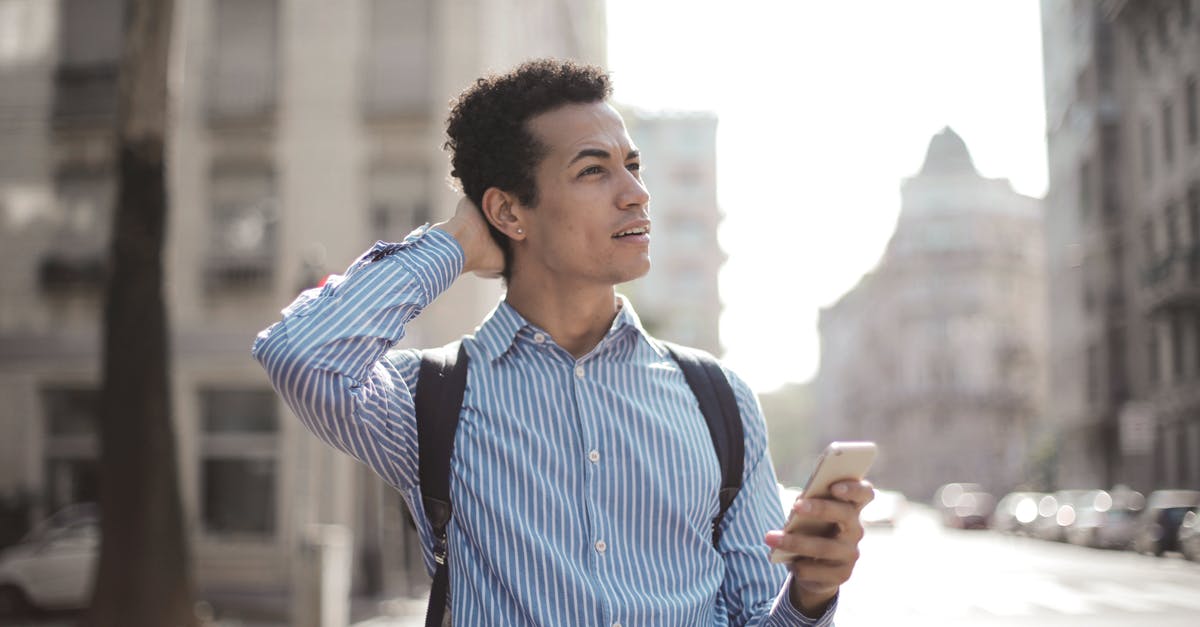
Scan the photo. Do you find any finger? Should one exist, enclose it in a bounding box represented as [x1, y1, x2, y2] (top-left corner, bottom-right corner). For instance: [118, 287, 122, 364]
[765, 530, 858, 564]
[830, 480, 875, 506]
[793, 498, 864, 534]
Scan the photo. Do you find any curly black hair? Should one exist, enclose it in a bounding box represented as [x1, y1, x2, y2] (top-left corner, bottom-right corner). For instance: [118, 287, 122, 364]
[444, 58, 613, 279]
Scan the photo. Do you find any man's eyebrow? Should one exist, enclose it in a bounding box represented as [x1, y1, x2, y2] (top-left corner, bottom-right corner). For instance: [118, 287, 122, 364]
[566, 148, 641, 165]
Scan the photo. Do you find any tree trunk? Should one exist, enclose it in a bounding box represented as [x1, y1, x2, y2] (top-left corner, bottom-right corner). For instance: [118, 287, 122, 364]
[87, 0, 195, 625]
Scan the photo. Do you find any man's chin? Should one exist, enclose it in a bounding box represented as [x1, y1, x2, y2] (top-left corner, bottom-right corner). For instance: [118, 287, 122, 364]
[612, 260, 651, 284]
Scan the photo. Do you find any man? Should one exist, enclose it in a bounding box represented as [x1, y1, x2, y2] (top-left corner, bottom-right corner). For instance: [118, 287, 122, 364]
[253, 59, 871, 626]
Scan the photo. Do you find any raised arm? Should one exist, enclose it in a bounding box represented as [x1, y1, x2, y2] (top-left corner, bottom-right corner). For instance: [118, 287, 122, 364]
[250, 199, 503, 492]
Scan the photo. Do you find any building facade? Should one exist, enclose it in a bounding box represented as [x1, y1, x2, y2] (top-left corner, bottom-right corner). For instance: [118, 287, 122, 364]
[815, 129, 1046, 501]
[0, 0, 605, 614]
[1042, 0, 1199, 492]
[618, 110, 724, 354]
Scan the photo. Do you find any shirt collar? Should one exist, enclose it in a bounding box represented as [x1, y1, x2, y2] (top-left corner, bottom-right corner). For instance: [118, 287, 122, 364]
[472, 294, 661, 363]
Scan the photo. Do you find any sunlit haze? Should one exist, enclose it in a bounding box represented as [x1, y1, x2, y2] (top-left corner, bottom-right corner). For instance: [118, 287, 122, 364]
[607, 0, 1048, 393]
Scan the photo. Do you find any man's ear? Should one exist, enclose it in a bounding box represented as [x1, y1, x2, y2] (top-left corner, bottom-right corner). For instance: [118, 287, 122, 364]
[480, 187, 527, 241]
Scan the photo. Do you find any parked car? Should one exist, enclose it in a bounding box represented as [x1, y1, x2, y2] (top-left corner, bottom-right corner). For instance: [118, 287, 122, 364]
[0, 503, 98, 617]
[993, 491, 1044, 535]
[934, 483, 993, 530]
[860, 489, 908, 527]
[1180, 510, 1200, 561]
[1031, 489, 1093, 542]
[1133, 490, 1200, 556]
[1064, 489, 1145, 549]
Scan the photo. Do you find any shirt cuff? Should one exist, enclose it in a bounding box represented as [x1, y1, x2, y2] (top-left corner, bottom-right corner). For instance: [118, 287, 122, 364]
[769, 575, 837, 626]
[348, 224, 465, 304]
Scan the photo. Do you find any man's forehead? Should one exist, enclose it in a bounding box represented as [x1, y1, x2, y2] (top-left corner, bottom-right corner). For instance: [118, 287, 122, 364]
[527, 102, 634, 155]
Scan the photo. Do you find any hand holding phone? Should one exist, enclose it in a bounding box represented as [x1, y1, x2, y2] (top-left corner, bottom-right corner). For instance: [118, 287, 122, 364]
[769, 441, 877, 564]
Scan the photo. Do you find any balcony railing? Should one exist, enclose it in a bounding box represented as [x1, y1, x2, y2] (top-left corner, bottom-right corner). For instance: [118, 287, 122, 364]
[204, 254, 274, 292]
[38, 253, 106, 292]
[1141, 245, 1200, 311]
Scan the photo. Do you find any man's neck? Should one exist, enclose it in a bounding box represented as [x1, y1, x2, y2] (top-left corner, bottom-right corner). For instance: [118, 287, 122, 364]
[504, 276, 620, 359]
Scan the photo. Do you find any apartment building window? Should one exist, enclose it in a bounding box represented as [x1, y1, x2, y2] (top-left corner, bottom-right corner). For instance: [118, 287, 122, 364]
[1078, 159, 1093, 219]
[1171, 314, 1186, 381]
[209, 0, 278, 122]
[42, 387, 100, 513]
[1135, 31, 1150, 72]
[1166, 203, 1180, 259]
[205, 165, 276, 290]
[1162, 99, 1176, 165]
[1187, 76, 1198, 146]
[1141, 120, 1153, 181]
[362, 0, 431, 117]
[368, 166, 430, 240]
[1189, 184, 1200, 251]
[1086, 343, 1099, 402]
[200, 388, 278, 538]
[39, 167, 113, 291]
[1148, 328, 1160, 387]
[53, 0, 122, 127]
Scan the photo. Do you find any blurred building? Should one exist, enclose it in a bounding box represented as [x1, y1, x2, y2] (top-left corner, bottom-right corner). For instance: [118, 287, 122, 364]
[815, 129, 1046, 501]
[0, 0, 605, 616]
[618, 110, 724, 354]
[1042, 0, 1199, 492]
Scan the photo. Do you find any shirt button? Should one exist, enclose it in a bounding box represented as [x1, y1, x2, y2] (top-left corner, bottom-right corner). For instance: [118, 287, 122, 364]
[533, 333, 546, 344]
[574, 365, 585, 378]
[594, 540, 607, 553]
[588, 450, 600, 463]
[613, 623, 623, 627]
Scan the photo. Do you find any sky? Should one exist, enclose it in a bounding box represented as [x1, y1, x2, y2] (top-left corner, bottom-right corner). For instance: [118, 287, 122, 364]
[606, 0, 1049, 393]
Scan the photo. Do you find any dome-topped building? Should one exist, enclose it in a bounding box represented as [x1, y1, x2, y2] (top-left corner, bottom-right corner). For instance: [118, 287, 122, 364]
[918, 127, 980, 177]
[815, 128, 1047, 501]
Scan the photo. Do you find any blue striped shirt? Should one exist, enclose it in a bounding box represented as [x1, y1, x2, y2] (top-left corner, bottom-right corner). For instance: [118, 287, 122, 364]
[252, 226, 835, 626]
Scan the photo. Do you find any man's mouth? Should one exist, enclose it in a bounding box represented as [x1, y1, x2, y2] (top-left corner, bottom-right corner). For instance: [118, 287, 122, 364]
[612, 225, 650, 239]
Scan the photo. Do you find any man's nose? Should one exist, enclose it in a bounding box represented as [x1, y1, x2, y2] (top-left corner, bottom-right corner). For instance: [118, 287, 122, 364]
[619, 171, 650, 210]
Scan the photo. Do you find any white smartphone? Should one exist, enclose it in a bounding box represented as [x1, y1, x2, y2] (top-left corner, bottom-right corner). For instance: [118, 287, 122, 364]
[769, 441, 878, 564]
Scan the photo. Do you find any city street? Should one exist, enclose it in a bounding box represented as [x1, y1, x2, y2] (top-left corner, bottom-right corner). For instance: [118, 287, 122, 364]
[837, 506, 1200, 626]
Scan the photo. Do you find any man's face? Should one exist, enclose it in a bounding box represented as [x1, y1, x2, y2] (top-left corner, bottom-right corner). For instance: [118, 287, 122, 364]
[514, 101, 651, 287]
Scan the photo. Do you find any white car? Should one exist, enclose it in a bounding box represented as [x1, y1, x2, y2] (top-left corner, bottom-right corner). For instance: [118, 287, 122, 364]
[0, 504, 98, 616]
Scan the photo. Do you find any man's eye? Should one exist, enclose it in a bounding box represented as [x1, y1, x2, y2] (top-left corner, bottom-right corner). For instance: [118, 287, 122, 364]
[579, 165, 603, 177]
[626, 162, 641, 173]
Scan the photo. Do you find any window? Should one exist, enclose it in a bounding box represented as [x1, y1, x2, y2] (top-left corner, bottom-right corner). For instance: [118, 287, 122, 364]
[39, 167, 113, 291]
[1156, 7, 1171, 51]
[1141, 120, 1153, 181]
[1086, 343, 1099, 402]
[41, 387, 100, 513]
[0, 0, 53, 65]
[1148, 329, 1160, 387]
[1163, 99, 1175, 165]
[1187, 76, 1198, 146]
[1171, 313, 1185, 380]
[1079, 159, 1093, 219]
[200, 388, 278, 538]
[368, 166, 430, 240]
[209, 0, 278, 121]
[1166, 203, 1180, 258]
[1135, 31, 1150, 72]
[362, 0, 431, 116]
[53, 0, 122, 126]
[206, 164, 276, 289]
[1143, 217, 1156, 266]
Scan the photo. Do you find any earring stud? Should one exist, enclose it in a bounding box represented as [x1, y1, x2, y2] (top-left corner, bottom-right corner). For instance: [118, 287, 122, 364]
[516, 228, 524, 235]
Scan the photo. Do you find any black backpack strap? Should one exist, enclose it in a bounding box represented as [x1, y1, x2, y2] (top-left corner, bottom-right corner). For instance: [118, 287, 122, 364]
[659, 341, 745, 549]
[415, 340, 469, 627]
